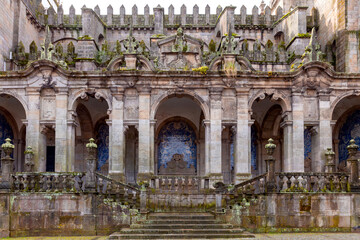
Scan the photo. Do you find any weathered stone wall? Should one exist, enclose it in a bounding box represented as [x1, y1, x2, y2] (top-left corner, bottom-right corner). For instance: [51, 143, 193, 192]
[0, 0, 16, 71]
[0, 192, 139, 237]
[223, 193, 360, 233]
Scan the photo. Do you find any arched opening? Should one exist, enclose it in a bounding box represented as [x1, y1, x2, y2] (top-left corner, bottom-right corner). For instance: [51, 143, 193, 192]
[251, 95, 285, 174]
[274, 31, 285, 46]
[0, 94, 26, 172]
[125, 126, 138, 183]
[72, 94, 109, 173]
[332, 95, 360, 171]
[154, 95, 205, 176]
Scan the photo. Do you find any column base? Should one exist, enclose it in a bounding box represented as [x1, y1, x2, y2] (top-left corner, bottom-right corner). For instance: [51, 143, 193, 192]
[108, 172, 125, 182]
[137, 173, 154, 183]
[234, 173, 252, 184]
[208, 173, 224, 188]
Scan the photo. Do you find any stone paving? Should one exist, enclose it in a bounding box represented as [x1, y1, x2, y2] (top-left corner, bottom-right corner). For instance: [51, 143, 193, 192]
[1, 234, 360, 240]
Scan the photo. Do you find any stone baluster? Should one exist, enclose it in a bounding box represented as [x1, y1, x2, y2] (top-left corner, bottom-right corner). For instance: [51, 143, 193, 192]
[107, 5, 113, 25]
[205, 5, 210, 24]
[0, 138, 15, 190]
[347, 139, 360, 191]
[144, 5, 150, 25]
[240, 6, 246, 25]
[57, 5, 64, 25]
[85, 138, 97, 192]
[24, 146, 34, 172]
[325, 148, 336, 173]
[120, 5, 125, 25]
[69, 5, 76, 25]
[169, 5, 174, 25]
[181, 5, 187, 25]
[132, 5, 138, 25]
[265, 138, 276, 192]
[252, 6, 259, 25]
[193, 5, 199, 25]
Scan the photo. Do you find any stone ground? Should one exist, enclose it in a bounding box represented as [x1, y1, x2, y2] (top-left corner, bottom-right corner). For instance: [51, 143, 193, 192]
[1, 234, 360, 240]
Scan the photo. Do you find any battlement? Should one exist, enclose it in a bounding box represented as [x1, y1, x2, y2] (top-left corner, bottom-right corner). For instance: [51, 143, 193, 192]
[44, 4, 285, 28]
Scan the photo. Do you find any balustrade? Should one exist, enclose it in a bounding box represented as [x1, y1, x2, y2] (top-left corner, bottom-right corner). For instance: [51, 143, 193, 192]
[150, 176, 210, 193]
[12, 172, 85, 192]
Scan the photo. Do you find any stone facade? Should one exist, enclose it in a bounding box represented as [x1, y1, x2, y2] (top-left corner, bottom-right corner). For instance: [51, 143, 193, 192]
[1, 1, 360, 237]
[0, 0, 360, 184]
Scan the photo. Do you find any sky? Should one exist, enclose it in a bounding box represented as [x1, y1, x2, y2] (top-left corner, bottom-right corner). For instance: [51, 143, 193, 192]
[43, 0, 268, 14]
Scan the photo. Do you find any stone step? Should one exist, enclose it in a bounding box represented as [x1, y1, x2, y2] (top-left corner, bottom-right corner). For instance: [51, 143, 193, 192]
[143, 219, 221, 224]
[120, 228, 245, 234]
[108, 232, 255, 239]
[130, 223, 234, 229]
[148, 213, 214, 220]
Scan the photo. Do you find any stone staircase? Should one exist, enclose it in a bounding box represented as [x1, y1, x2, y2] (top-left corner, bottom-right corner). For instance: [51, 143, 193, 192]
[108, 212, 255, 239]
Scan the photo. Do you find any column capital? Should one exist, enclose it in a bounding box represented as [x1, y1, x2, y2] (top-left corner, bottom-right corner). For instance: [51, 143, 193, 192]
[235, 87, 250, 96]
[136, 86, 151, 94]
[209, 87, 223, 101]
[202, 119, 210, 127]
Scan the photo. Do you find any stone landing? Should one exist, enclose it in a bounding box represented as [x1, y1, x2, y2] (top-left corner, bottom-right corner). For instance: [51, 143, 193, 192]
[108, 212, 255, 239]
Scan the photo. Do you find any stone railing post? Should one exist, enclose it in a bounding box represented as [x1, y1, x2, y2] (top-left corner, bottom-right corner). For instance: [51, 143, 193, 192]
[347, 139, 360, 191]
[85, 138, 97, 192]
[213, 182, 226, 214]
[265, 138, 276, 193]
[0, 138, 15, 190]
[324, 148, 335, 173]
[139, 181, 149, 214]
[24, 146, 34, 172]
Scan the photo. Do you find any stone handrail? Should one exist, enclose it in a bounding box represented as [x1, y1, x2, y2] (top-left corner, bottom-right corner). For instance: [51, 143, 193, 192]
[12, 172, 85, 193]
[150, 175, 210, 193]
[276, 172, 350, 193]
[231, 173, 268, 195]
[95, 172, 140, 193]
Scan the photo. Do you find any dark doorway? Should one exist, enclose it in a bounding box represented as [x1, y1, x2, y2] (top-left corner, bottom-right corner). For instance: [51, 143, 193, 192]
[46, 146, 55, 172]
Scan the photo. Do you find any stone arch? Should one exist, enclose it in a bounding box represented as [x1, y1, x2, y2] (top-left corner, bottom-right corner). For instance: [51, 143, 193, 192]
[0, 92, 28, 118]
[150, 90, 209, 121]
[330, 91, 358, 119]
[69, 89, 112, 112]
[249, 89, 291, 113]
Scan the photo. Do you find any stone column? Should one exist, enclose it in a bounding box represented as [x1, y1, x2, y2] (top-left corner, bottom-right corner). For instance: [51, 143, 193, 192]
[314, 93, 332, 172]
[150, 120, 156, 177]
[108, 91, 125, 181]
[281, 112, 293, 172]
[292, 93, 304, 172]
[347, 139, 360, 191]
[265, 138, 276, 193]
[137, 87, 152, 181]
[25, 89, 43, 171]
[85, 138, 97, 192]
[209, 88, 223, 183]
[66, 117, 77, 172]
[234, 88, 251, 183]
[203, 120, 210, 176]
[55, 88, 69, 172]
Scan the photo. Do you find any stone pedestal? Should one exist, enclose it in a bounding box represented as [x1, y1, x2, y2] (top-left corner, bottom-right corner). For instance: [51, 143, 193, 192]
[347, 139, 360, 192]
[0, 139, 14, 190]
[85, 138, 97, 192]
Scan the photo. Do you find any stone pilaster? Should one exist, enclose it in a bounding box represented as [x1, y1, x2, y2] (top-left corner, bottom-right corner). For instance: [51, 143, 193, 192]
[203, 120, 210, 176]
[292, 93, 304, 172]
[137, 87, 152, 181]
[209, 88, 223, 183]
[314, 93, 332, 172]
[55, 88, 69, 172]
[25, 88, 44, 171]
[234, 88, 251, 183]
[281, 112, 293, 172]
[108, 90, 125, 181]
[66, 118, 77, 172]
